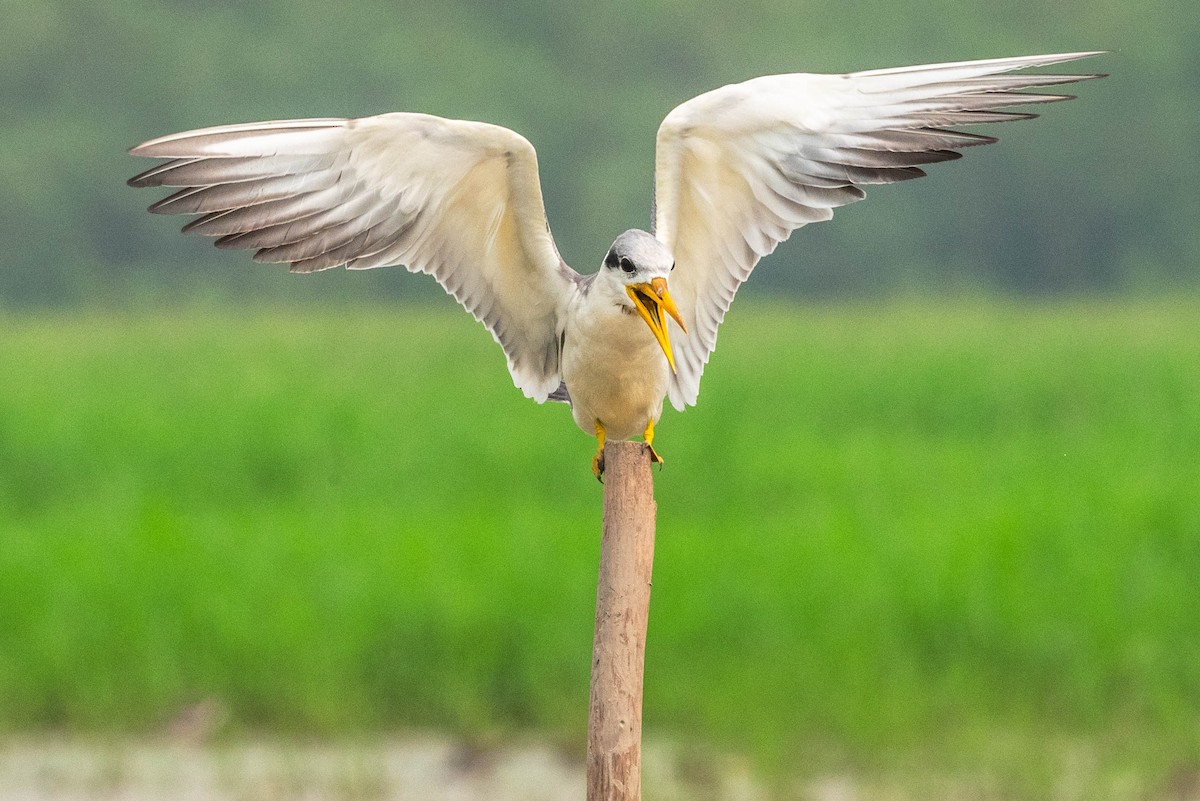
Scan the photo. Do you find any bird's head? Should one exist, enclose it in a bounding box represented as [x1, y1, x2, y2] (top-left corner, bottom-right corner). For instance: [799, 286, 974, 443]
[599, 229, 687, 373]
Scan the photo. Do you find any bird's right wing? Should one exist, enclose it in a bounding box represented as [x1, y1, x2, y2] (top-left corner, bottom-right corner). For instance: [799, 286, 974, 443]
[130, 113, 579, 402]
[654, 51, 1105, 409]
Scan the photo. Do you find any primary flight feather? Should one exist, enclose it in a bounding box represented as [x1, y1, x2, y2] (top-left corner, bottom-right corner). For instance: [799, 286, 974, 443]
[129, 51, 1104, 478]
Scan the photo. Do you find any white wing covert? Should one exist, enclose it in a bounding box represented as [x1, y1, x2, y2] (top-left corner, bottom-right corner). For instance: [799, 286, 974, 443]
[130, 113, 578, 402]
[653, 51, 1105, 410]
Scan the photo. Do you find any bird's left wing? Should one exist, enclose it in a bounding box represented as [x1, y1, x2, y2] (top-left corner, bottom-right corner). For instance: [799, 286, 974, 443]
[130, 113, 578, 402]
[654, 51, 1105, 410]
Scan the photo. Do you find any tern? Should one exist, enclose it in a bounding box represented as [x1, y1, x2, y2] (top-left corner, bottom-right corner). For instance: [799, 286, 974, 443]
[129, 51, 1102, 478]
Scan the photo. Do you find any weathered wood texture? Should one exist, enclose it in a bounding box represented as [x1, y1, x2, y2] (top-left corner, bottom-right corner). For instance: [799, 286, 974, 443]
[587, 440, 657, 801]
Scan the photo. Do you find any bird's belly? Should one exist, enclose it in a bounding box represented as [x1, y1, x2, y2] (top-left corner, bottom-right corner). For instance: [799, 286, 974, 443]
[562, 320, 671, 441]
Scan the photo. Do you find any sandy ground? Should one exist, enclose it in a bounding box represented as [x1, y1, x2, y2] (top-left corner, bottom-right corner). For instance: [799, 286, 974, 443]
[2, 735, 1194, 801]
[0, 736, 768, 801]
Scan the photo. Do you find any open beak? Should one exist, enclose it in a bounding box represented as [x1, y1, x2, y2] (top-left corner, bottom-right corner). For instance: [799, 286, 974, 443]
[627, 277, 687, 374]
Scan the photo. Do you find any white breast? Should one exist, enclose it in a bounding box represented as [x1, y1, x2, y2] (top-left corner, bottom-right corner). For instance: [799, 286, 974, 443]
[561, 295, 672, 441]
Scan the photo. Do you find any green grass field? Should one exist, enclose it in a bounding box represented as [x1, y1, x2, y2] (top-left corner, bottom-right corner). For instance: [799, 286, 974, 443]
[2, 299, 1198, 793]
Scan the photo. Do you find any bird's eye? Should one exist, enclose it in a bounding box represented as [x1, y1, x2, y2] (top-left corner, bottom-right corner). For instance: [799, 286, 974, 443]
[620, 258, 635, 274]
[671, 262, 676, 272]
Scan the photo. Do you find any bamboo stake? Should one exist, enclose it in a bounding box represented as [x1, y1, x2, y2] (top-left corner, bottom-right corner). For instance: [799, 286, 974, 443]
[587, 440, 657, 801]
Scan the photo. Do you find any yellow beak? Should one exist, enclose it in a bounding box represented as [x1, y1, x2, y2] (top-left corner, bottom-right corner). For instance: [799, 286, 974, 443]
[626, 277, 687, 374]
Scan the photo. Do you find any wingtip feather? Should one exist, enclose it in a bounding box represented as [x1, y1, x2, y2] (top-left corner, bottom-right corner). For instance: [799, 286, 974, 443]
[129, 118, 350, 158]
[852, 50, 1107, 81]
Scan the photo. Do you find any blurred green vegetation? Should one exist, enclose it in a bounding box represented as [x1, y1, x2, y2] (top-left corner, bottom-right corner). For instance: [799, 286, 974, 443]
[1, 0, 1196, 306]
[1, 301, 1197, 788]
[3, 2, 1199, 794]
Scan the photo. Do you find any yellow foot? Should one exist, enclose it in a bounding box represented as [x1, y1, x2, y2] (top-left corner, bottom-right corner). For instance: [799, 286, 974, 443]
[643, 419, 663, 466]
[592, 420, 607, 482]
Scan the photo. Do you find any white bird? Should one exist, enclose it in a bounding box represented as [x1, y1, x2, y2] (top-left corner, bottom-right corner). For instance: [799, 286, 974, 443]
[129, 51, 1103, 478]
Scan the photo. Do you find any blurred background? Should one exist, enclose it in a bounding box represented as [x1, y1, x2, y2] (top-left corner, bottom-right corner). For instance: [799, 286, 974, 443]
[2, 0, 1198, 799]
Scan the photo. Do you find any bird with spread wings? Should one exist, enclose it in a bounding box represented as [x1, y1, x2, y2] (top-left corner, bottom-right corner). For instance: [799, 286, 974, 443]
[130, 51, 1103, 479]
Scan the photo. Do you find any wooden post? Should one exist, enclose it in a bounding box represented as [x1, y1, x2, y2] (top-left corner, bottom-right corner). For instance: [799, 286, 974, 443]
[587, 440, 656, 801]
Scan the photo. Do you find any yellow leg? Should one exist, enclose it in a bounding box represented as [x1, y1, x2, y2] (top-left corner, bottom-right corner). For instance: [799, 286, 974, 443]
[592, 420, 607, 481]
[643, 418, 663, 464]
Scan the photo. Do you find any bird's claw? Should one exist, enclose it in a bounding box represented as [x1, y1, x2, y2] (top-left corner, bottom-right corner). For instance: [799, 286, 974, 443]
[592, 420, 607, 483]
[645, 442, 663, 465]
